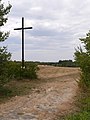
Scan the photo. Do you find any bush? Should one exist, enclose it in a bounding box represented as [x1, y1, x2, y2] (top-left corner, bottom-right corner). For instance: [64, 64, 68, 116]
[0, 61, 38, 95]
[0, 47, 11, 87]
[74, 31, 90, 87]
[19, 63, 38, 79]
[6, 61, 38, 80]
[65, 111, 90, 120]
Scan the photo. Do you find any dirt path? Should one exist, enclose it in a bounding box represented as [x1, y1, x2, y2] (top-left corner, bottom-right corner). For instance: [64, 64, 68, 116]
[0, 66, 80, 120]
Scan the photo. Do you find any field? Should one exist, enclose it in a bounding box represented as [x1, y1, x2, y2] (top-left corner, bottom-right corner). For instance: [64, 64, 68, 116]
[0, 65, 80, 120]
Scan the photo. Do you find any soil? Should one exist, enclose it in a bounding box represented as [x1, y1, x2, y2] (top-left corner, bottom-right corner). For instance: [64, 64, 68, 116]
[0, 65, 80, 120]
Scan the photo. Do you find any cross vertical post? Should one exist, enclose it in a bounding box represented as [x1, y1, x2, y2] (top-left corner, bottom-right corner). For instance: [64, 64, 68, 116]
[14, 17, 33, 69]
[22, 17, 24, 68]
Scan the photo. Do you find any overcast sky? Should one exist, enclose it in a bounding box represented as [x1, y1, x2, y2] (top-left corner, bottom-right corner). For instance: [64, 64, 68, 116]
[1, 0, 90, 62]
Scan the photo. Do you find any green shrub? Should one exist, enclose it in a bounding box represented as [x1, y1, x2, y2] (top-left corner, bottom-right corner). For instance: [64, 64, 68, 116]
[65, 111, 90, 120]
[6, 61, 38, 80]
[0, 48, 11, 87]
[0, 0, 12, 88]
[0, 61, 38, 96]
[74, 31, 90, 87]
[20, 63, 38, 79]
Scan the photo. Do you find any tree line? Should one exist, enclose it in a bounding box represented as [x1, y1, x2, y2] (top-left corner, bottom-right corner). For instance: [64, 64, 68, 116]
[38, 60, 78, 67]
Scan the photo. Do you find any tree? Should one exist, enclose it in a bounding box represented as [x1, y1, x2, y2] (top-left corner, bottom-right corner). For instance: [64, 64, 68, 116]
[0, 0, 12, 88]
[74, 31, 90, 87]
[0, 0, 12, 41]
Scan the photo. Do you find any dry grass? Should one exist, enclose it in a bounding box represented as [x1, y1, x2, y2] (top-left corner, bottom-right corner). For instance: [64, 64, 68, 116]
[38, 65, 80, 79]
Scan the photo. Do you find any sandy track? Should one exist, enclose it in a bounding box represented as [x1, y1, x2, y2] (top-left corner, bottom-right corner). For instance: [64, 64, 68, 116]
[0, 66, 80, 120]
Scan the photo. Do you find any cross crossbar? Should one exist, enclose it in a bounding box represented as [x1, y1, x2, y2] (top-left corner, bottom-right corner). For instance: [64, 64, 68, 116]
[14, 27, 33, 30]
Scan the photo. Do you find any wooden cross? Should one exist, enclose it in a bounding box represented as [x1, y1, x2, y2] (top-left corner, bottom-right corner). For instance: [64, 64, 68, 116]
[14, 17, 33, 68]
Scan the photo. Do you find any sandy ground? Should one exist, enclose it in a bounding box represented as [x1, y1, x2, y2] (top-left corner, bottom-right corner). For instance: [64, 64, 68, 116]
[0, 66, 80, 120]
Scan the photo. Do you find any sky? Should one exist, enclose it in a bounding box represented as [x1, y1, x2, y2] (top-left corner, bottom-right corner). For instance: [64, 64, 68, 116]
[1, 0, 90, 62]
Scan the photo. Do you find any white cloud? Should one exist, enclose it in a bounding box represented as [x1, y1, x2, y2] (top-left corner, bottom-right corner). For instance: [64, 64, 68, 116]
[1, 0, 90, 61]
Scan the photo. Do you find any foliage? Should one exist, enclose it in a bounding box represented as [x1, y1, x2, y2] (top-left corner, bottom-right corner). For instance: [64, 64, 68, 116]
[6, 61, 38, 80]
[58, 60, 77, 67]
[0, 61, 38, 98]
[39, 60, 78, 67]
[0, 0, 12, 41]
[21, 62, 38, 79]
[0, 68, 40, 103]
[0, 47, 11, 87]
[74, 31, 90, 87]
[0, 0, 12, 88]
[64, 112, 90, 120]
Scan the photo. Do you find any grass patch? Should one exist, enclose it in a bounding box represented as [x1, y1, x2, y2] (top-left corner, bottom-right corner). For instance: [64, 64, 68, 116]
[57, 88, 90, 120]
[65, 111, 90, 120]
[0, 79, 41, 103]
